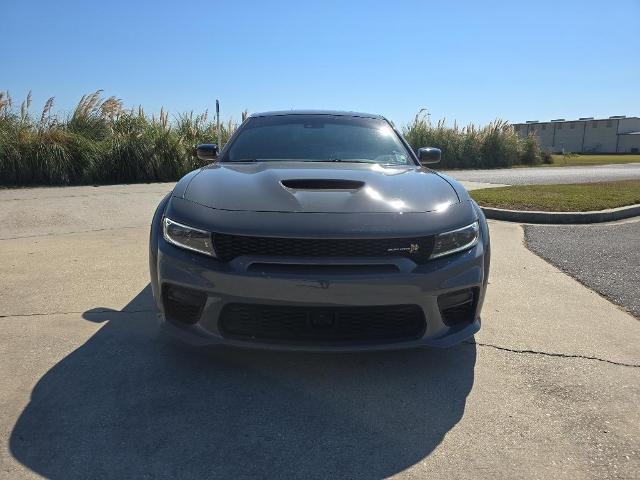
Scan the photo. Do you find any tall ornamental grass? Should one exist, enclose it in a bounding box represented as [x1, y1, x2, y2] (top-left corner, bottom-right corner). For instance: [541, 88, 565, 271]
[0, 92, 546, 186]
[402, 110, 546, 169]
[0, 90, 237, 185]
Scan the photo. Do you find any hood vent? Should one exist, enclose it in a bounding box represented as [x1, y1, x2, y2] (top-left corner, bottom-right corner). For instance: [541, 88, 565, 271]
[281, 179, 365, 190]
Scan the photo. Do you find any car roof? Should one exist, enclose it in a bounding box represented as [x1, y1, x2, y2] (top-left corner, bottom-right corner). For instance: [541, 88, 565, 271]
[249, 110, 385, 120]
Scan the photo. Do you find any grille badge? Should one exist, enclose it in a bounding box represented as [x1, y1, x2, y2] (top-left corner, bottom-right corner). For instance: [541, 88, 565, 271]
[387, 243, 420, 254]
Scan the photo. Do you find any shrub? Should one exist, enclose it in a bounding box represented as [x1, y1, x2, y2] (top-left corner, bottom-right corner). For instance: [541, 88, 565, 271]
[403, 111, 543, 169]
[0, 93, 547, 186]
[519, 135, 542, 165]
[0, 90, 237, 186]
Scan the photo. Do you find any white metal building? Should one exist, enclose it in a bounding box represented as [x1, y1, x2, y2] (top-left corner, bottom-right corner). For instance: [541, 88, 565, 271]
[513, 116, 640, 153]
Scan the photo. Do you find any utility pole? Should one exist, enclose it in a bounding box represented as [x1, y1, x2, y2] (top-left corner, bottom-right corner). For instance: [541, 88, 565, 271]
[216, 100, 221, 148]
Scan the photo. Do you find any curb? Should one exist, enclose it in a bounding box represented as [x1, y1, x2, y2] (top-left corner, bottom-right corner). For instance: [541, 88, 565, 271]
[480, 204, 640, 224]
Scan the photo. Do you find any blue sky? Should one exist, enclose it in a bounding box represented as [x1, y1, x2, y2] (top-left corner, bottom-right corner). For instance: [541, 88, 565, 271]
[2, 0, 639, 127]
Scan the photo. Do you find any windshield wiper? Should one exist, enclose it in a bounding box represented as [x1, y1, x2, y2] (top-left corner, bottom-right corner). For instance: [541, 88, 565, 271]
[232, 158, 308, 163]
[311, 159, 376, 164]
[231, 158, 376, 164]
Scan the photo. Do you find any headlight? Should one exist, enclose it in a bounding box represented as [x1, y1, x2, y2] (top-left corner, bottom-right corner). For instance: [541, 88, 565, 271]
[163, 217, 216, 257]
[430, 221, 479, 259]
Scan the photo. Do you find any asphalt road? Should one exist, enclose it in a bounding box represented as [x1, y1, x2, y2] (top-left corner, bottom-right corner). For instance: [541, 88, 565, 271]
[525, 220, 640, 318]
[1, 184, 639, 479]
[445, 162, 640, 185]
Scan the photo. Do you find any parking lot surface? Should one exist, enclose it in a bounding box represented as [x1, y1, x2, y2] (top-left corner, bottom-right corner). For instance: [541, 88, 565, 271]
[1, 184, 639, 479]
[445, 162, 640, 185]
[525, 220, 640, 318]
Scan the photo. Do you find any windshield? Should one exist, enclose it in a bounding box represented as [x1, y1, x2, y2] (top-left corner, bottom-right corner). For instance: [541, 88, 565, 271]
[224, 115, 414, 165]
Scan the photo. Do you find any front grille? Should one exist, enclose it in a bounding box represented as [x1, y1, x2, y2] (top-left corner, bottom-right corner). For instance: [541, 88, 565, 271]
[212, 233, 435, 264]
[219, 303, 426, 345]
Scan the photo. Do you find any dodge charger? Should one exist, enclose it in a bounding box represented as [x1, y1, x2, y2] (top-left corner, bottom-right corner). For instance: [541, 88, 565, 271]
[149, 111, 490, 350]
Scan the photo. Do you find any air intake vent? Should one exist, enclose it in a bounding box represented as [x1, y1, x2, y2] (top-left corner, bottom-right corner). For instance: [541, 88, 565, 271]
[162, 284, 207, 325]
[281, 179, 364, 190]
[438, 288, 478, 327]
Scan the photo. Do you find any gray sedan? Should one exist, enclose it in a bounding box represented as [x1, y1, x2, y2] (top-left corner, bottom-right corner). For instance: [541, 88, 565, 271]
[149, 111, 490, 350]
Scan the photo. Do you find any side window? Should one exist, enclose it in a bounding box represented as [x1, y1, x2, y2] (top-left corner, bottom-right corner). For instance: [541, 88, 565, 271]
[592, 121, 598, 128]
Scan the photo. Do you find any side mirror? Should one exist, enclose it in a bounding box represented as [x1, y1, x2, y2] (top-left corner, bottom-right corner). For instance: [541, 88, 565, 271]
[418, 147, 441, 165]
[196, 144, 219, 162]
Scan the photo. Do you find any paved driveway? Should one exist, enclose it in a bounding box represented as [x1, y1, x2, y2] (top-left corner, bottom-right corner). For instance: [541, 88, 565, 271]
[1, 184, 639, 479]
[525, 220, 640, 317]
[444, 162, 640, 185]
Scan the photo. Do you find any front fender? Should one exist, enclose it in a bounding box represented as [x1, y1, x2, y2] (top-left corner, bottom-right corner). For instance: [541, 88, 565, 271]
[472, 200, 491, 283]
[149, 192, 172, 305]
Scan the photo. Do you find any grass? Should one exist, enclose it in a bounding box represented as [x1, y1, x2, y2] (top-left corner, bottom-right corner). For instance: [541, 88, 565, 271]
[0, 90, 550, 186]
[470, 180, 640, 212]
[402, 111, 545, 169]
[543, 154, 640, 167]
[0, 90, 239, 186]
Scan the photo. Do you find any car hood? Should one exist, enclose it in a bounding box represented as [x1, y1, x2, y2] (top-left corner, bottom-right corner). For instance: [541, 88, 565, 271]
[183, 162, 459, 214]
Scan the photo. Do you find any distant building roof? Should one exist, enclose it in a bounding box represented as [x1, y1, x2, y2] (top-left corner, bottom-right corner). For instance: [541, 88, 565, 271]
[514, 116, 639, 125]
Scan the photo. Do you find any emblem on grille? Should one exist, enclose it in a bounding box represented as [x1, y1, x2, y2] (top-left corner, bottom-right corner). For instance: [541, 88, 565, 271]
[387, 243, 420, 254]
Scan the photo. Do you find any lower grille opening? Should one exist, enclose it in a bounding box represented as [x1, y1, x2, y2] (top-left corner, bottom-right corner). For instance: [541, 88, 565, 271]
[219, 304, 426, 345]
[162, 284, 207, 325]
[438, 288, 478, 327]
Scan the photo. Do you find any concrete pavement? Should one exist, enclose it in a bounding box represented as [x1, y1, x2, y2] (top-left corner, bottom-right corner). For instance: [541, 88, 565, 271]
[0, 184, 638, 479]
[456, 180, 510, 191]
[525, 221, 640, 317]
[444, 162, 640, 185]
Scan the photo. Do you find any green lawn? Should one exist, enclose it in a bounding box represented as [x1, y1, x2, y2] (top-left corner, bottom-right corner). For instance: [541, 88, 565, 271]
[543, 154, 640, 167]
[470, 180, 640, 212]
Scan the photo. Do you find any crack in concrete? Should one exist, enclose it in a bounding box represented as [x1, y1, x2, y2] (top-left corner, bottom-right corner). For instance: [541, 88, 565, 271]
[465, 340, 640, 368]
[0, 225, 147, 241]
[1, 309, 637, 368]
[0, 308, 154, 319]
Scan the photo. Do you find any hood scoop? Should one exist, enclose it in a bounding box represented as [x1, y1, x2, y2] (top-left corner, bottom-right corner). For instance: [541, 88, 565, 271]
[281, 179, 364, 190]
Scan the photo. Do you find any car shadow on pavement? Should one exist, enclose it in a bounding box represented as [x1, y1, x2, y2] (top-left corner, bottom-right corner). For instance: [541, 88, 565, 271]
[10, 285, 476, 479]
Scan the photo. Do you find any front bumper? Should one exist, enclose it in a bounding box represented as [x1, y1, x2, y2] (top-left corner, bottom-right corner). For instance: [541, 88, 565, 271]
[152, 234, 487, 351]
